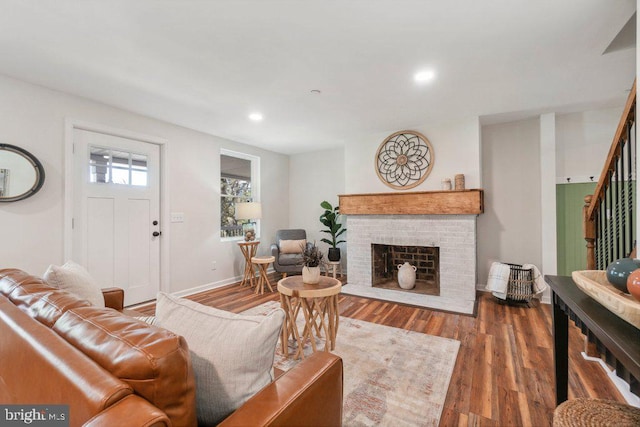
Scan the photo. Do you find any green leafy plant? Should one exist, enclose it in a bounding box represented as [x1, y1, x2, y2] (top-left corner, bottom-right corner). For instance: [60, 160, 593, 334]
[319, 200, 346, 249]
[301, 242, 323, 267]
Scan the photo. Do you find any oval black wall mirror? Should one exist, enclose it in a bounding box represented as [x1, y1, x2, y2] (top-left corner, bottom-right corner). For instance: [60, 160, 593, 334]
[0, 144, 45, 202]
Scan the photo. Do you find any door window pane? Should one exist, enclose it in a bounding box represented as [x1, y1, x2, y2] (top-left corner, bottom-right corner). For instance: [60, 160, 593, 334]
[89, 147, 110, 183]
[131, 153, 148, 186]
[111, 150, 131, 185]
[89, 146, 147, 187]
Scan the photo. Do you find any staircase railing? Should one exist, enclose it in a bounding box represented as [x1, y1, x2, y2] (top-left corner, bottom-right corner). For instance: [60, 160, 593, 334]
[584, 79, 636, 269]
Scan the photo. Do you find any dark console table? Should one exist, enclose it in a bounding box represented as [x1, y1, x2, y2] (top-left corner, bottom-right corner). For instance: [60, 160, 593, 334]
[545, 275, 640, 405]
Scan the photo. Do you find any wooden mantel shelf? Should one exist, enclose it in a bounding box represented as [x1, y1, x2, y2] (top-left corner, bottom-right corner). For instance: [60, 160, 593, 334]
[339, 189, 484, 215]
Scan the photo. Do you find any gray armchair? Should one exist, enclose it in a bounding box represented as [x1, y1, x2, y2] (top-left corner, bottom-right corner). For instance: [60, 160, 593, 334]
[271, 229, 313, 277]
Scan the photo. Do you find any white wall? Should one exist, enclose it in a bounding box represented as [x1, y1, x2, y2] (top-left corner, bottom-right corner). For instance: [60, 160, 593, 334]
[477, 118, 542, 285]
[556, 107, 623, 182]
[345, 118, 481, 193]
[0, 74, 289, 294]
[289, 148, 346, 258]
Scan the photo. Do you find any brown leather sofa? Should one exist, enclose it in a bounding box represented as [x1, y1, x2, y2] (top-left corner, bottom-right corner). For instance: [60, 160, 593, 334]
[0, 269, 343, 426]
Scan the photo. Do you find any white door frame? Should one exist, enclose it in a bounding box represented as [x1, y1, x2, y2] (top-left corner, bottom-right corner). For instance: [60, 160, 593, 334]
[64, 118, 170, 298]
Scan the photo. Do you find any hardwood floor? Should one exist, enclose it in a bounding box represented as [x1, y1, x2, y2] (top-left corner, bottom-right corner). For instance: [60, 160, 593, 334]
[132, 275, 626, 426]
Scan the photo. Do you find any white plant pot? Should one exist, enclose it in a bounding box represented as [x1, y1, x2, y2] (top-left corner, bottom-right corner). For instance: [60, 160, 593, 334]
[302, 266, 321, 284]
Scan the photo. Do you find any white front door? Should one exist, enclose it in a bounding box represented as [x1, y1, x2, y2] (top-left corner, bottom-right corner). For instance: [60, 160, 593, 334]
[73, 129, 161, 305]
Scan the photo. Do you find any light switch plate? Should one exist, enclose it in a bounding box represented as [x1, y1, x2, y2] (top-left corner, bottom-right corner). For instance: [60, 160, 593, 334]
[170, 212, 184, 223]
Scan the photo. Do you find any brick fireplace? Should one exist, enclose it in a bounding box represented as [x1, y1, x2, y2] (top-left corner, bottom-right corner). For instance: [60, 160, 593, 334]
[339, 190, 483, 315]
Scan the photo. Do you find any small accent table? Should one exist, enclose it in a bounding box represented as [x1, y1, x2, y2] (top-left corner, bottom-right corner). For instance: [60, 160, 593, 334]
[325, 261, 343, 279]
[277, 276, 341, 360]
[237, 241, 260, 288]
[251, 256, 275, 294]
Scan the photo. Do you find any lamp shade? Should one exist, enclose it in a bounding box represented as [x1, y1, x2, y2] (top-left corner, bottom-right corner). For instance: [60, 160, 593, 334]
[235, 202, 262, 220]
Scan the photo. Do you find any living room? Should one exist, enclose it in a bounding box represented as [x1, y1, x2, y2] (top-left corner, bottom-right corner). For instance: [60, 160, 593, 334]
[0, 1, 638, 426]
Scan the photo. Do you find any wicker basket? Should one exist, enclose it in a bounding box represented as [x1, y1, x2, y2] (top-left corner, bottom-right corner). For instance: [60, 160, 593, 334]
[505, 263, 534, 303]
[553, 398, 640, 426]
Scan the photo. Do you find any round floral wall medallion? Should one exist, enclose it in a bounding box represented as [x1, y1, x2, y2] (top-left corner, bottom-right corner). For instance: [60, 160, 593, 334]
[375, 130, 434, 190]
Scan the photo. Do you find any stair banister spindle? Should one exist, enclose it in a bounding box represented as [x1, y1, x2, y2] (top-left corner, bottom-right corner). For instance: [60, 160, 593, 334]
[605, 170, 614, 264]
[615, 154, 621, 260]
[618, 141, 629, 256]
[627, 120, 634, 254]
[596, 204, 602, 269]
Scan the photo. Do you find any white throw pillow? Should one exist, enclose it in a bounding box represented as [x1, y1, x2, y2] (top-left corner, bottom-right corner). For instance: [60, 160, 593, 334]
[43, 261, 105, 308]
[155, 292, 284, 425]
[279, 239, 306, 254]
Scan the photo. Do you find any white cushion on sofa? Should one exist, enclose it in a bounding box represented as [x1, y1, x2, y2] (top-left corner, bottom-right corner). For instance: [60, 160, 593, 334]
[43, 261, 105, 308]
[155, 292, 284, 425]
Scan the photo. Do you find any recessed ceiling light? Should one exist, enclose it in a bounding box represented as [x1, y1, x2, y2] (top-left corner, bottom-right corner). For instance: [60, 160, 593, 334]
[414, 69, 436, 84]
[248, 112, 263, 121]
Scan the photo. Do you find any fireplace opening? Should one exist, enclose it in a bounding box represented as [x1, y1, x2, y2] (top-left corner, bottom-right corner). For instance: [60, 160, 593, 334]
[371, 244, 440, 296]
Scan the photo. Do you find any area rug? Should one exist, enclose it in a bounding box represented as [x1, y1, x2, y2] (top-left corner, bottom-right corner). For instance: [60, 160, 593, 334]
[243, 301, 460, 426]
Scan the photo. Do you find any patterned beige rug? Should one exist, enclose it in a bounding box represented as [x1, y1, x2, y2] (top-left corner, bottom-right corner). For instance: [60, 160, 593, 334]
[243, 301, 460, 426]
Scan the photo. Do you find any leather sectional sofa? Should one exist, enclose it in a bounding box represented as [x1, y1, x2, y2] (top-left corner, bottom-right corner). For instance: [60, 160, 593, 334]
[0, 269, 343, 426]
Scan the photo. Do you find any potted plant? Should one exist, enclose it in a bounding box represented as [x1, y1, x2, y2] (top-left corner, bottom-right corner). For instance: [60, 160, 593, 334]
[319, 200, 347, 262]
[301, 242, 323, 284]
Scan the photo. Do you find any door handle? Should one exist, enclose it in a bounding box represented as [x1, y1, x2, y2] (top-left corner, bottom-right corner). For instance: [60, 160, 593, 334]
[153, 231, 162, 237]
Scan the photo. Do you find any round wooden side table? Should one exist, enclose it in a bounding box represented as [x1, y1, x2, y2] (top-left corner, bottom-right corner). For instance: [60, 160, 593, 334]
[251, 256, 275, 294]
[277, 275, 341, 360]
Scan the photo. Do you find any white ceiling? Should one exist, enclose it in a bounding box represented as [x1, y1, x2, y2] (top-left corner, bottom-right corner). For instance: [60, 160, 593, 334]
[0, 0, 635, 154]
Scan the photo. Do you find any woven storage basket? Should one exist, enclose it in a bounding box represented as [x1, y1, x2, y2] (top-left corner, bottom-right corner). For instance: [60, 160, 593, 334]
[553, 398, 640, 427]
[505, 263, 534, 302]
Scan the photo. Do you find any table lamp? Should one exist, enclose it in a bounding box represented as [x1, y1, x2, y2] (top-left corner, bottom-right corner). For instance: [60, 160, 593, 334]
[235, 202, 262, 241]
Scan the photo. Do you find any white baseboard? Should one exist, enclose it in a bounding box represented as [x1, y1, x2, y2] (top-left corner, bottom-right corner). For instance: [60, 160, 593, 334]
[581, 352, 640, 408]
[172, 268, 277, 298]
[171, 277, 240, 298]
[541, 293, 550, 304]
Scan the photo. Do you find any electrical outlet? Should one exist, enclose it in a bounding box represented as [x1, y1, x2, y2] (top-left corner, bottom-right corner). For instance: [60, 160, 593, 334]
[211, 261, 217, 271]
